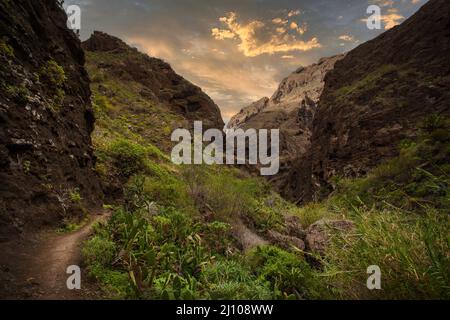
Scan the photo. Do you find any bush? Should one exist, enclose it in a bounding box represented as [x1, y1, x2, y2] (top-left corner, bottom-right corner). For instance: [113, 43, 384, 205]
[125, 172, 194, 212]
[40, 60, 66, 87]
[83, 235, 116, 267]
[69, 189, 82, 203]
[88, 264, 132, 299]
[202, 259, 273, 300]
[247, 246, 317, 299]
[291, 203, 335, 228]
[108, 139, 147, 177]
[6, 85, 29, 104]
[203, 169, 264, 221]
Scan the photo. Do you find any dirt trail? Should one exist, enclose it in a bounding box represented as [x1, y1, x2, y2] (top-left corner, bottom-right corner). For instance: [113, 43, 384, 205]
[0, 211, 108, 300]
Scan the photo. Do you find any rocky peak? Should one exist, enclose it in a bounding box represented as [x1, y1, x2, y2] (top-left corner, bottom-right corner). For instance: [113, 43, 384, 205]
[226, 97, 269, 130]
[227, 54, 344, 131]
[83, 32, 224, 131]
[82, 31, 131, 53]
[268, 54, 344, 111]
[225, 54, 344, 192]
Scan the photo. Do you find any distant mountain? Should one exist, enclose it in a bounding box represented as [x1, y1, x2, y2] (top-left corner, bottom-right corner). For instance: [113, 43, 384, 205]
[227, 55, 344, 190]
[284, 0, 450, 202]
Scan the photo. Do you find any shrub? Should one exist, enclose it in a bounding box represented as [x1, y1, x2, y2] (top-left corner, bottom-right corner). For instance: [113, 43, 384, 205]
[0, 39, 14, 58]
[108, 139, 147, 177]
[69, 189, 82, 203]
[202, 221, 233, 253]
[125, 173, 194, 212]
[93, 94, 113, 114]
[203, 170, 263, 221]
[6, 85, 29, 104]
[291, 203, 335, 228]
[83, 235, 116, 267]
[248, 196, 286, 232]
[247, 245, 317, 299]
[202, 259, 273, 300]
[40, 60, 66, 87]
[88, 264, 132, 299]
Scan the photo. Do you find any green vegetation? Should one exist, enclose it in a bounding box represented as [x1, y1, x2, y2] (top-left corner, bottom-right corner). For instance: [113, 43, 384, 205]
[335, 64, 398, 98]
[23, 160, 31, 174]
[57, 216, 88, 234]
[69, 189, 82, 203]
[39, 60, 66, 110]
[83, 114, 449, 300]
[303, 115, 450, 299]
[6, 84, 29, 104]
[108, 139, 148, 178]
[40, 60, 66, 87]
[83, 44, 449, 300]
[85, 51, 186, 153]
[0, 39, 14, 58]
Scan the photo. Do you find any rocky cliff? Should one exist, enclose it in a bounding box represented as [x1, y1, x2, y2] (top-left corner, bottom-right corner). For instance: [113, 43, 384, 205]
[227, 55, 344, 190]
[284, 0, 450, 202]
[0, 0, 103, 239]
[83, 31, 224, 144]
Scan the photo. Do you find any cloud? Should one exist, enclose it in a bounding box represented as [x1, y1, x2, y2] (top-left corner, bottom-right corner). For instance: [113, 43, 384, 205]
[272, 18, 288, 25]
[211, 12, 320, 57]
[382, 8, 404, 29]
[338, 34, 355, 41]
[68, 0, 426, 121]
[211, 28, 235, 40]
[361, 6, 404, 30]
[288, 10, 301, 17]
[290, 21, 307, 35]
[373, 0, 395, 6]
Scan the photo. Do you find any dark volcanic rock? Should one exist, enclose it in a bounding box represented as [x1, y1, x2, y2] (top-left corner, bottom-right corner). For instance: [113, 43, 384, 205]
[82, 31, 224, 131]
[284, 0, 450, 202]
[0, 0, 103, 238]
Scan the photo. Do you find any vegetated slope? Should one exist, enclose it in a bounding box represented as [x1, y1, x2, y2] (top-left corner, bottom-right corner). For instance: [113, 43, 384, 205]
[226, 55, 344, 192]
[284, 0, 450, 202]
[82, 31, 225, 199]
[83, 31, 224, 152]
[0, 0, 103, 240]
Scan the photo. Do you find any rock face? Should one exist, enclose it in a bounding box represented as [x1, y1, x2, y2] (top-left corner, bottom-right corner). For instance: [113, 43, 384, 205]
[227, 55, 344, 190]
[305, 219, 354, 255]
[0, 0, 103, 239]
[227, 97, 269, 130]
[83, 31, 224, 133]
[284, 0, 450, 202]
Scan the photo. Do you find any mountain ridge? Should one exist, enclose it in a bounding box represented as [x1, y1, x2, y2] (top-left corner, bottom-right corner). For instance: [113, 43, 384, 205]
[284, 0, 450, 202]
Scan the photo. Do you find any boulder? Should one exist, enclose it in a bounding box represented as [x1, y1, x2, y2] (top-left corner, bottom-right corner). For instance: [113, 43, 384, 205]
[305, 219, 354, 255]
[283, 215, 306, 239]
[267, 230, 305, 251]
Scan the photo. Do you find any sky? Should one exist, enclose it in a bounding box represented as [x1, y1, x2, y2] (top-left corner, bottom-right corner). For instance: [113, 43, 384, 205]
[65, 0, 427, 122]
